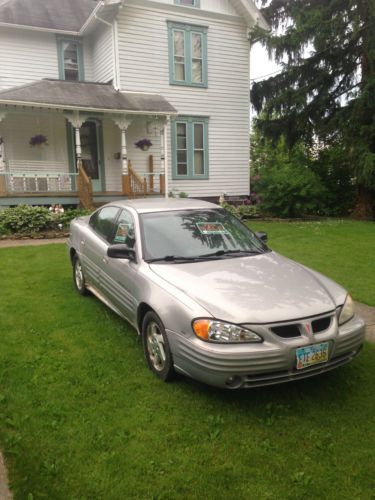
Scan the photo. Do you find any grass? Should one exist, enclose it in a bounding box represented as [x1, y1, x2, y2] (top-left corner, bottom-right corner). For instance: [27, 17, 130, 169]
[0, 220, 374, 499]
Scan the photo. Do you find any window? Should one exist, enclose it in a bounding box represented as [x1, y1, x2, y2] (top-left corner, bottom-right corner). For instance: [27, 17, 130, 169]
[57, 37, 84, 81]
[167, 22, 208, 87]
[112, 210, 136, 248]
[90, 206, 120, 242]
[171, 117, 209, 179]
[174, 0, 200, 7]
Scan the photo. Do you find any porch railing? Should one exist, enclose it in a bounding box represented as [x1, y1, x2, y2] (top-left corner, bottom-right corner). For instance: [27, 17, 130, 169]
[2, 172, 78, 194]
[123, 157, 165, 198]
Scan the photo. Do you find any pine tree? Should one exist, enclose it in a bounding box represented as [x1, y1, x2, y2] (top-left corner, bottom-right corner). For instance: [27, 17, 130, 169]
[251, 0, 375, 218]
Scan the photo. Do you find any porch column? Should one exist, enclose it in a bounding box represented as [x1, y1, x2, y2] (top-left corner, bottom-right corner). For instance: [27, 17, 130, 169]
[65, 112, 84, 171]
[162, 117, 170, 199]
[64, 111, 93, 209]
[113, 116, 133, 195]
[0, 112, 7, 196]
[152, 116, 170, 197]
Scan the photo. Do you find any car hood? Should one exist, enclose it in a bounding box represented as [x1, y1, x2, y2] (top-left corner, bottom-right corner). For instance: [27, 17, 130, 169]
[149, 252, 346, 324]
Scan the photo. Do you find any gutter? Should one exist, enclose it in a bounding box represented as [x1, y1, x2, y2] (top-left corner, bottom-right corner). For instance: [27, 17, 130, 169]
[0, 100, 178, 116]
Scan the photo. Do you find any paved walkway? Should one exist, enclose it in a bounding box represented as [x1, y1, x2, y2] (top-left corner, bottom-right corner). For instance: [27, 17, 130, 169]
[0, 452, 11, 500]
[0, 238, 67, 248]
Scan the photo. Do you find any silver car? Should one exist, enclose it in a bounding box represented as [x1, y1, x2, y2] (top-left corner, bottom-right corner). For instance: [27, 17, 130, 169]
[68, 199, 365, 389]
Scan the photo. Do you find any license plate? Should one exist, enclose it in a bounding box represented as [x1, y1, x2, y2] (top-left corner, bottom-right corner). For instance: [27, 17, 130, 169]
[296, 342, 329, 370]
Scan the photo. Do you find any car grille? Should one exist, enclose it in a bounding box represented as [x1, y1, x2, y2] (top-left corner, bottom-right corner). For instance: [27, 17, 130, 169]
[312, 316, 332, 333]
[270, 314, 333, 339]
[271, 324, 301, 338]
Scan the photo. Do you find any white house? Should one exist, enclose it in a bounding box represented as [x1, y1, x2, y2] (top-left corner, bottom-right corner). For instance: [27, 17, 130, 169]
[0, 0, 268, 208]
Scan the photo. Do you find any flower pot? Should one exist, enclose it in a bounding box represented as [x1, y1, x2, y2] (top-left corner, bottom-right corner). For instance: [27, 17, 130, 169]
[141, 144, 150, 152]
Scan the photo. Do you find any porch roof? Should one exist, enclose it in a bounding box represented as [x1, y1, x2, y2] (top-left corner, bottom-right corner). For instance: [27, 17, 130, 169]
[0, 79, 178, 116]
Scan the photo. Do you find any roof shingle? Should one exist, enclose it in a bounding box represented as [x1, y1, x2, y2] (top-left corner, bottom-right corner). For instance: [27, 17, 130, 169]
[0, 0, 99, 32]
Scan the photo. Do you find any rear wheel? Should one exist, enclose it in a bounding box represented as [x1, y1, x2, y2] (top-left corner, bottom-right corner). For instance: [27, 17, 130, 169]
[142, 311, 175, 381]
[73, 254, 88, 296]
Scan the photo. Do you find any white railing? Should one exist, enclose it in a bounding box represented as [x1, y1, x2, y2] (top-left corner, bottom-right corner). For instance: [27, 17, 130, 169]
[4, 172, 78, 193]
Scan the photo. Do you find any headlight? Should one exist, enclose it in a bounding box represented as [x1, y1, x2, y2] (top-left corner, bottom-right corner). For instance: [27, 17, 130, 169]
[339, 294, 355, 325]
[192, 319, 262, 343]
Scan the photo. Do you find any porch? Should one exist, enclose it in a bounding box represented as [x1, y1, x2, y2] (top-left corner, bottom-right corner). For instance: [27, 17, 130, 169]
[0, 79, 177, 208]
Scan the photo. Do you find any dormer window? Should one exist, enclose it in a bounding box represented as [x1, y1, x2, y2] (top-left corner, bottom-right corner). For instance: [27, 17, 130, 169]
[57, 37, 84, 81]
[175, 0, 201, 6]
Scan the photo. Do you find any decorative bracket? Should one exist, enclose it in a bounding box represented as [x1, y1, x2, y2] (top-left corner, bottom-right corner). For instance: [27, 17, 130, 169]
[64, 111, 84, 129]
[112, 115, 133, 131]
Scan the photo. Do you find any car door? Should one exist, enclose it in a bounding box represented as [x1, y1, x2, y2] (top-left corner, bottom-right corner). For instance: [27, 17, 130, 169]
[99, 208, 138, 324]
[80, 206, 120, 288]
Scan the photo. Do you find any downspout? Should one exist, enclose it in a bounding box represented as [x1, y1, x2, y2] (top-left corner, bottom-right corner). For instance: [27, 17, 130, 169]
[94, 12, 121, 90]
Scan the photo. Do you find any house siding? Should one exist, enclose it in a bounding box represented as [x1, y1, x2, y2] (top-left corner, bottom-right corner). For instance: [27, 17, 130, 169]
[117, 4, 250, 197]
[1, 112, 69, 171]
[88, 24, 114, 83]
[0, 28, 59, 90]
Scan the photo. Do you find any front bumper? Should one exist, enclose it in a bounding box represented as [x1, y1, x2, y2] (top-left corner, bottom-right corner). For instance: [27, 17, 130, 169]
[167, 314, 365, 389]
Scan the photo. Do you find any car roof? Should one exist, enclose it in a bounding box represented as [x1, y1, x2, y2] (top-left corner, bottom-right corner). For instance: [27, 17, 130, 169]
[107, 198, 220, 214]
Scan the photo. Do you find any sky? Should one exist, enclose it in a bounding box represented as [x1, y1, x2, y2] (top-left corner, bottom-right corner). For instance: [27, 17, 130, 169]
[250, 42, 280, 82]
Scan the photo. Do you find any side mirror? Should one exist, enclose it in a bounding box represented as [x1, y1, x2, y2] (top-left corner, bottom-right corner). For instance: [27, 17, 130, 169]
[107, 244, 136, 262]
[255, 232, 268, 244]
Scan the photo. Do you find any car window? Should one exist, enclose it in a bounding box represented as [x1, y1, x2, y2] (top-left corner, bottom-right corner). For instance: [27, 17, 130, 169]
[111, 209, 136, 247]
[140, 209, 267, 260]
[89, 206, 120, 242]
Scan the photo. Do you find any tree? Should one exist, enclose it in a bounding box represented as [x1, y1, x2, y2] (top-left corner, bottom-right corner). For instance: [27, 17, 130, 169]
[250, 130, 327, 217]
[251, 0, 375, 218]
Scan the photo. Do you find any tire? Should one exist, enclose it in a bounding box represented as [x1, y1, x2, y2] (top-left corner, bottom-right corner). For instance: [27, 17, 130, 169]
[72, 254, 89, 296]
[142, 311, 176, 382]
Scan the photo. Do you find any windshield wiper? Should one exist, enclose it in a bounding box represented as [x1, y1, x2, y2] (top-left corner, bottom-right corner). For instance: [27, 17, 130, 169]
[197, 249, 263, 258]
[146, 255, 200, 263]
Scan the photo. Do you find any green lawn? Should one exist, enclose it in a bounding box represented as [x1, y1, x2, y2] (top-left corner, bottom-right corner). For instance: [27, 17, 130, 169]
[0, 221, 374, 499]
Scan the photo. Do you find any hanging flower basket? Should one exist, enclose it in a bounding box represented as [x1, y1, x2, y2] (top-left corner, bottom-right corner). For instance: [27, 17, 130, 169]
[135, 138, 152, 152]
[29, 134, 48, 147]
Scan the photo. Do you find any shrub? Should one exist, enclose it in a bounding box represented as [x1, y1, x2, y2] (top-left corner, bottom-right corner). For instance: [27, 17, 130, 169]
[0, 205, 52, 234]
[54, 208, 92, 229]
[221, 202, 259, 219]
[252, 139, 326, 218]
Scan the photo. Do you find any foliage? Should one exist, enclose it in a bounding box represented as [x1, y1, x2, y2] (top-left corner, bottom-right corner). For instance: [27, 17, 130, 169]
[54, 208, 92, 229]
[251, 136, 326, 217]
[221, 202, 259, 218]
[251, 0, 375, 216]
[29, 134, 48, 147]
[0, 205, 52, 234]
[0, 238, 374, 498]
[178, 192, 189, 198]
[134, 138, 153, 150]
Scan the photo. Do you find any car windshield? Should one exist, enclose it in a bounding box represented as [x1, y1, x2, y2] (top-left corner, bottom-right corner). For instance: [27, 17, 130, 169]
[140, 209, 268, 262]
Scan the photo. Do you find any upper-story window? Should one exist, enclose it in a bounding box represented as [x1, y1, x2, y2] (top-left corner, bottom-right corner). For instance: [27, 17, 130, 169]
[57, 37, 84, 81]
[167, 21, 208, 88]
[174, 0, 201, 7]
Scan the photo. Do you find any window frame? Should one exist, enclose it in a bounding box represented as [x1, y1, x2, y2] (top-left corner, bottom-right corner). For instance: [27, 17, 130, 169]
[174, 0, 201, 7]
[167, 21, 208, 88]
[171, 116, 209, 180]
[57, 36, 85, 81]
[89, 206, 121, 243]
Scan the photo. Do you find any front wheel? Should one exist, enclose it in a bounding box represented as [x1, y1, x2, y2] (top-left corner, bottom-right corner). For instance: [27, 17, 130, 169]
[142, 311, 176, 382]
[72, 254, 89, 296]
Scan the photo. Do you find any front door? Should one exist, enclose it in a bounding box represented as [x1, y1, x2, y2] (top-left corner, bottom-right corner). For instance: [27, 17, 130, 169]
[79, 120, 104, 192]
